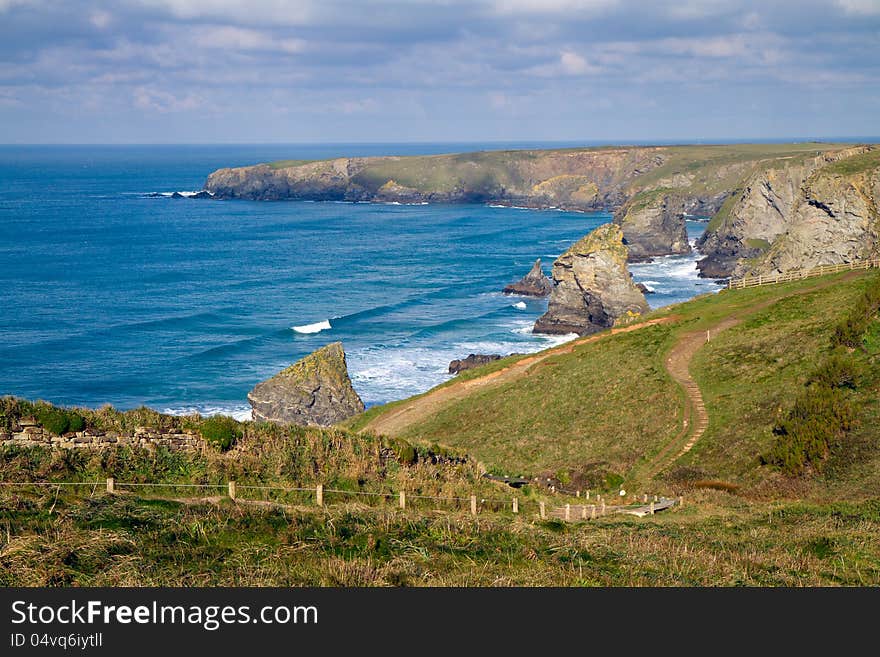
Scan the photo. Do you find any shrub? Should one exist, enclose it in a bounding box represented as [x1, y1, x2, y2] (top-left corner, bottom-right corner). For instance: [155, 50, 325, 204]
[832, 277, 880, 349]
[33, 405, 86, 436]
[199, 415, 242, 451]
[35, 407, 70, 435]
[762, 375, 855, 475]
[808, 351, 860, 389]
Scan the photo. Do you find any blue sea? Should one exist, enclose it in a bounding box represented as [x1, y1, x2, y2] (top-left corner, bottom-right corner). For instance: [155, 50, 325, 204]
[0, 144, 718, 418]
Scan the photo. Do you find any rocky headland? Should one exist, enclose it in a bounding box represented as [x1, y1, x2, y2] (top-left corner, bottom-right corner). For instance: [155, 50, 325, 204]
[205, 143, 880, 277]
[248, 342, 364, 426]
[533, 223, 649, 336]
[697, 147, 880, 278]
[503, 258, 554, 297]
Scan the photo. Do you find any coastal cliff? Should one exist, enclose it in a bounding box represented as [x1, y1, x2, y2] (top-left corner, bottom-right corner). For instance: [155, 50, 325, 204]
[206, 147, 665, 209]
[248, 342, 364, 427]
[206, 143, 879, 268]
[696, 146, 879, 278]
[533, 223, 648, 335]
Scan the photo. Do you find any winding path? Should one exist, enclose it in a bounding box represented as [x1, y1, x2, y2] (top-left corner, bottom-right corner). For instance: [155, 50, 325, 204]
[361, 317, 677, 437]
[638, 271, 862, 481]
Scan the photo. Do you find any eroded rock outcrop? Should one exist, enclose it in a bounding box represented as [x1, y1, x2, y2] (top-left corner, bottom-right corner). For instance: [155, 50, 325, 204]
[533, 223, 649, 336]
[503, 259, 554, 297]
[448, 354, 503, 374]
[696, 146, 878, 278]
[248, 342, 364, 426]
[614, 191, 727, 261]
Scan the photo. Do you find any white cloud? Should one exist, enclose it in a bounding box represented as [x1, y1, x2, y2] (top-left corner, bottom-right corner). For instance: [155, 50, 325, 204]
[837, 0, 880, 14]
[560, 50, 591, 74]
[90, 10, 112, 29]
[137, 0, 317, 25]
[491, 0, 617, 14]
[654, 35, 751, 58]
[0, 0, 34, 12]
[133, 86, 202, 112]
[191, 26, 306, 53]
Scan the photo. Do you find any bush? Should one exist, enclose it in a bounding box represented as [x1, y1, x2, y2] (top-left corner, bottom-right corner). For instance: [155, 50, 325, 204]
[34, 406, 86, 436]
[199, 415, 242, 451]
[762, 355, 856, 475]
[808, 352, 860, 389]
[832, 277, 880, 349]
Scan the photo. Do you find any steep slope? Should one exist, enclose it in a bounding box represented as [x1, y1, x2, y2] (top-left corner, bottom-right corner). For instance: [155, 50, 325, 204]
[696, 146, 879, 278]
[353, 270, 880, 499]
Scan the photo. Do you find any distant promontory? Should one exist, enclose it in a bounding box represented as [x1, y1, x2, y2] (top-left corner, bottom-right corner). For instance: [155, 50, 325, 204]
[205, 143, 880, 278]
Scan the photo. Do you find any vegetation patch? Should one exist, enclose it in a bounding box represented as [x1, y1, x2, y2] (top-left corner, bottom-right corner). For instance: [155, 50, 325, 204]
[199, 415, 243, 451]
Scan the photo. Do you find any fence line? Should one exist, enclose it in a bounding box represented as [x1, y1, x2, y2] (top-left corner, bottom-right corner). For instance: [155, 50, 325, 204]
[727, 259, 880, 290]
[0, 478, 683, 522]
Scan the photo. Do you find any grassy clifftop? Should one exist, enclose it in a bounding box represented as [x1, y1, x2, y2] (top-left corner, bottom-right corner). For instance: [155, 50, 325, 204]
[353, 270, 880, 501]
[206, 142, 858, 207]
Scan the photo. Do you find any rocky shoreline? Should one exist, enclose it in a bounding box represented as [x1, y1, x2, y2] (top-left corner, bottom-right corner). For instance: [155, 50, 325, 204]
[203, 143, 880, 280]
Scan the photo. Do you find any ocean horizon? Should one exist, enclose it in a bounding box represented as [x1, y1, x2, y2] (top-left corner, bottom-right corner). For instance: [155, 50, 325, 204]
[0, 143, 719, 419]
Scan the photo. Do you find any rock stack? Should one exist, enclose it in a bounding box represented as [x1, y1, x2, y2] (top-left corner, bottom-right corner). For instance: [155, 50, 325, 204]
[533, 223, 649, 336]
[502, 259, 554, 297]
[248, 342, 364, 426]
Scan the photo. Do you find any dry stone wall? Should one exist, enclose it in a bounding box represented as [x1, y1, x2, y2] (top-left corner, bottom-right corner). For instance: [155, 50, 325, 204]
[0, 417, 205, 451]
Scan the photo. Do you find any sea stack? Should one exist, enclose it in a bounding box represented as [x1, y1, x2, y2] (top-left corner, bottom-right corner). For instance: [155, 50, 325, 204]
[533, 223, 649, 335]
[502, 259, 554, 297]
[247, 342, 365, 426]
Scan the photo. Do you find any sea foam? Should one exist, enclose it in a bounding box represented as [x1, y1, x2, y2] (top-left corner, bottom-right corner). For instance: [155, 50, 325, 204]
[292, 319, 332, 334]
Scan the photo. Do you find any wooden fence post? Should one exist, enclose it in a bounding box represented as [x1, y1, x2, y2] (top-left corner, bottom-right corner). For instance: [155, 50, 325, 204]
[470, 495, 477, 516]
[539, 501, 546, 519]
[581, 505, 587, 520]
[601, 501, 606, 516]
[512, 497, 518, 514]
[678, 495, 684, 508]
[590, 505, 596, 520]
[399, 490, 406, 510]
[316, 483, 323, 507]
[649, 501, 655, 515]
[642, 493, 648, 503]
[585, 490, 590, 500]
[576, 490, 581, 498]
[228, 480, 236, 501]
[564, 504, 571, 521]
[106, 477, 114, 494]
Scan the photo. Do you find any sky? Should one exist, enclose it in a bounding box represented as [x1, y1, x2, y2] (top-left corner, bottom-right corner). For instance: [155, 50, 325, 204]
[0, 0, 878, 143]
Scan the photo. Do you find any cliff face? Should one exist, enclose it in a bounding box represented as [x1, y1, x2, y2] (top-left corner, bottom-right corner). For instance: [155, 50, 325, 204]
[612, 191, 727, 260]
[206, 143, 878, 268]
[247, 342, 364, 427]
[533, 223, 648, 335]
[696, 146, 878, 278]
[206, 147, 667, 209]
[741, 157, 880, 275]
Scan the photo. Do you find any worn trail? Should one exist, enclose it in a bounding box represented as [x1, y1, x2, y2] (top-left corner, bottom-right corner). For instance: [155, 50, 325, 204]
[361, 317, 676, 437]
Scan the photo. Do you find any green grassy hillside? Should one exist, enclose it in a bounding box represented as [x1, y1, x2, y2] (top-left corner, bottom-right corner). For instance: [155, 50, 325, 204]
[354, 270, 880, 499]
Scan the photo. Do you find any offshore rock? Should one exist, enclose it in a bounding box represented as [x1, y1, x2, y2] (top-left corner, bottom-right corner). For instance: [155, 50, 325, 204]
[247, 342, 364, 427]
[503, 259, 554, 297]
[534, 223, 649, 336]
[448, 354, 503, 375]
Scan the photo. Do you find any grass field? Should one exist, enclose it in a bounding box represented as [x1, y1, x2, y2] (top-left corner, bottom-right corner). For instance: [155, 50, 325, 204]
[3, 271, 879, 587]
[3, 487, 878, 586]
[354, 270, 880, 500]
